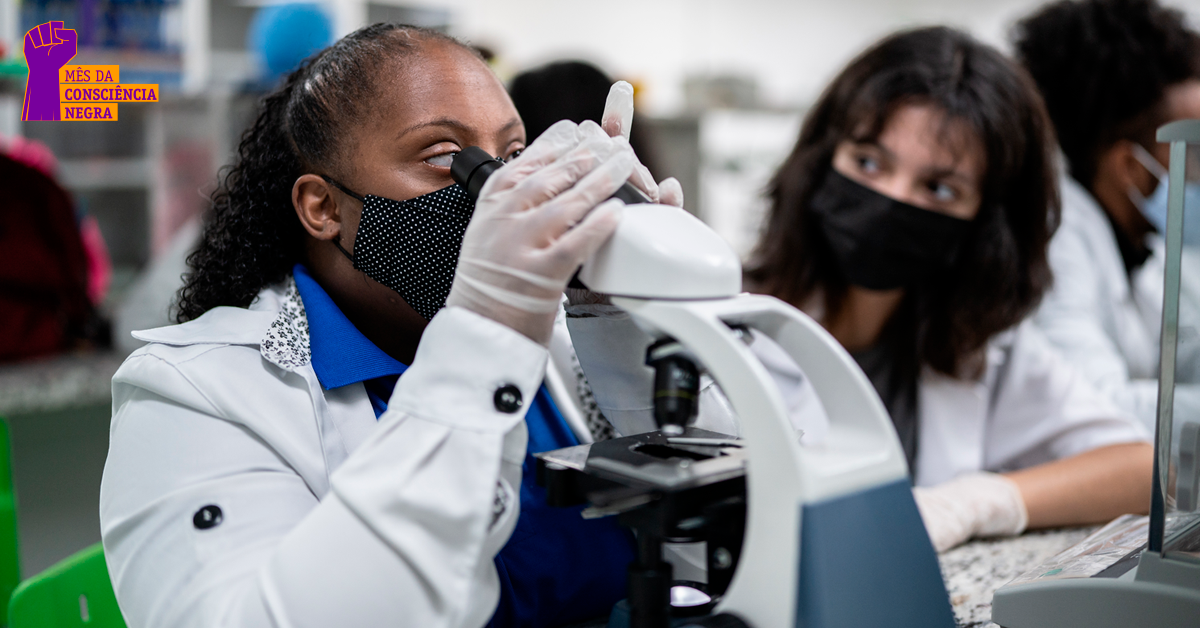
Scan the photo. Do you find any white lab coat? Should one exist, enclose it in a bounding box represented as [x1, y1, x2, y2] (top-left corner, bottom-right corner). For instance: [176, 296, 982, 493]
[1034, 174, 1166, 431]
[100, 278, 616, 628]
[750, 319, 1149, 487]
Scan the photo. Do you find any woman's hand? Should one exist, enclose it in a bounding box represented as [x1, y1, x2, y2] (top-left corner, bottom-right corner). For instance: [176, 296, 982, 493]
[564, 82, 687, 308]
[912, 472, 1028, 552]
[914, 441, 1152, 552]
[446, 120, 634, 345]
[601, 81, 685, 208]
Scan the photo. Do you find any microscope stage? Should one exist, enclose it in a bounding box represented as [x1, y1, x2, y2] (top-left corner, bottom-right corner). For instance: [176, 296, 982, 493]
[538, 427, 745, 492]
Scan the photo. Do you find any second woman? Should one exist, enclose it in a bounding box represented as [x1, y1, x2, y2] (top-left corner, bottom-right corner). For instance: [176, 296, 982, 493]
[746, 26, 1152, 551]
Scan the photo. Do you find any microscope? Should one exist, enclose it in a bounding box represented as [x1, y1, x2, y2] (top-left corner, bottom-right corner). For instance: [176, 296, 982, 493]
[453, 148, 954, 628]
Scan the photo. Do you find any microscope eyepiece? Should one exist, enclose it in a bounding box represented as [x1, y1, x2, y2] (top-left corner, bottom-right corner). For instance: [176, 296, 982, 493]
[452, 144, 655, 291]
[451, 145, 653, 204]
[451, 146, 504, 199]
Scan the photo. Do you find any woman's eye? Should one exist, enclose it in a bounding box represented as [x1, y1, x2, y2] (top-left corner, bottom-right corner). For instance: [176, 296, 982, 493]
[503, 148, 524, 163]
[929, 181, 957, 202]
[426, 152, 458, 168]
[856, 155, 880, 174]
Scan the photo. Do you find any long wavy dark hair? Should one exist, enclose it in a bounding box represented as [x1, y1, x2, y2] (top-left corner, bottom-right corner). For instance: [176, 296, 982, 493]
[176, 24, 472, 322]
[745, 26, 1060, 378]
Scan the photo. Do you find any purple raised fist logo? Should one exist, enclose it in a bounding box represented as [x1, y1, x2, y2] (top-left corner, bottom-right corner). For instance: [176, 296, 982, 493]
[22, 21, 78, 122]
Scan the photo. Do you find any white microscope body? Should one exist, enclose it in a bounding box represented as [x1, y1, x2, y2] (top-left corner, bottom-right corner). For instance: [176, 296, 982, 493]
[579, 204, 952, 627]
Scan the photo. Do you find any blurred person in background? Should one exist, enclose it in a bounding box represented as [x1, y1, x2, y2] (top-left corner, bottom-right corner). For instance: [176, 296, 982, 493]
[1016, 0, 1200, 432]
[509, 60, 661, 178]
[744, 26, 1151, 552]
[0, 136, 111, 361]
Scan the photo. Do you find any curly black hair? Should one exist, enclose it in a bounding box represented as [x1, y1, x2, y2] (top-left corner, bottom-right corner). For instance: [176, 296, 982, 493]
[176, 23, 473, 322]
[746, 27, 1059, 378]
[1013, 0, 1200, 189]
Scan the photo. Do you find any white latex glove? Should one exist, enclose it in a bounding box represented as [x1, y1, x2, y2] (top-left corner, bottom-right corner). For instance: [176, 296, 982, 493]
[601, 81, 684, 208]
[564, 82, 686, 309]
[912, 472, 1029, 553]
[446, 119, 635, 346]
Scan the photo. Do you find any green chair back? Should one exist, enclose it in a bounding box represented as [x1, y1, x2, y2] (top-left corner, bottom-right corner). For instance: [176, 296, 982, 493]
[0, 418, 20, 623]
[8, 544, 125, 628]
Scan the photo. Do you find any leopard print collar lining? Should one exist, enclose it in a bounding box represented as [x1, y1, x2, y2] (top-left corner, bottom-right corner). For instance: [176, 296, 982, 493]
[260, 276, 312, 371]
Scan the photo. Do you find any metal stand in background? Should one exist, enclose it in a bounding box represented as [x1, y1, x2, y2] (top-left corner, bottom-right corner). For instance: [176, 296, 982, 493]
[992, 120, 1200, 627]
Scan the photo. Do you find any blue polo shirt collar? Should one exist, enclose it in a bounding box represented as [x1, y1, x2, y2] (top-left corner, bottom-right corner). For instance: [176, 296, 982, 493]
[292, 264, 408, 389]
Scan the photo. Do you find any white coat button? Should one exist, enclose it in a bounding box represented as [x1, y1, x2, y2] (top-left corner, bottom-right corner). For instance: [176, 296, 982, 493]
[193, 505, 223, 530]
[494, 385, 523, 413]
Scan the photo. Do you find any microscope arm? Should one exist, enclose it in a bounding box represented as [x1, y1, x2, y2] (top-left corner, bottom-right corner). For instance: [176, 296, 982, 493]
[571, 202, 950, 627]
[613, 294, 909, 628]
[449, 150, 950, 625]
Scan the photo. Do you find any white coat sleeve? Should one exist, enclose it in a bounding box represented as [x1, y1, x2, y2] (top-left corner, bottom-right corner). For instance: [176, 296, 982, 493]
[563, 304, 739, 437]
[1035, 225, 1160, 426]
[100, 307, 544, 628]
[984, 322, 1150, 473]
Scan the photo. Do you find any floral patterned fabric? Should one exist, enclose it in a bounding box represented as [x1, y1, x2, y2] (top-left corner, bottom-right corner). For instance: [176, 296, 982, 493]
[260, 277, 312, 371]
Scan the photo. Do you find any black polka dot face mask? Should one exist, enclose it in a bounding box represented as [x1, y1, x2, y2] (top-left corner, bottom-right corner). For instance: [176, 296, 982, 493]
[322, 177, 475, 320]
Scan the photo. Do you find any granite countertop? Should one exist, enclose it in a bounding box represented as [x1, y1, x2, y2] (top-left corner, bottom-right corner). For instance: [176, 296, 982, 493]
[942, 527, 1097, 627]
[0, 350, 126, 416]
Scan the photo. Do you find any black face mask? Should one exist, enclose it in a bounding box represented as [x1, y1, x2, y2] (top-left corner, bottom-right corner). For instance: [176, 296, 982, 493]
[324, 178, 475, 320]
[808, 170, 972, 290]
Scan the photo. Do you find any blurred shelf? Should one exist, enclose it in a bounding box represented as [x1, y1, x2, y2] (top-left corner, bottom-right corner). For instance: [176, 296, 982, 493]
[58, 158, 149, 190]
[0, 351, 126, 417]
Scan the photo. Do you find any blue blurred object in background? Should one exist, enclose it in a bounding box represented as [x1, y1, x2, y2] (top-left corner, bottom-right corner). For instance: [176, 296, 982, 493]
[248, 3, 333, 82]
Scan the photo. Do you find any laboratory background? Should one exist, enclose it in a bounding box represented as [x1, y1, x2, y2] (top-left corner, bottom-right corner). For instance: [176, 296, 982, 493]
[0, 0, 1197, 627]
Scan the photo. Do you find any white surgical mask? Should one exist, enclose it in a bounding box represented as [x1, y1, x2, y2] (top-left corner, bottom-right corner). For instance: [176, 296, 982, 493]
[1127, 143, 1200, 246]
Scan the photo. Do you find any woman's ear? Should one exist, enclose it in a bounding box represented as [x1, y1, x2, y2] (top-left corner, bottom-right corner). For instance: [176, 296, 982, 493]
[293, 174, 343, 241]
[1107, 140, 1157, 198]
[1092, 140, 1154, 223]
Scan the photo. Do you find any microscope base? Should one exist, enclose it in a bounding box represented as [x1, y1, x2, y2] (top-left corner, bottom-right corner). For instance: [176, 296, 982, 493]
[796, 479, 954, 628]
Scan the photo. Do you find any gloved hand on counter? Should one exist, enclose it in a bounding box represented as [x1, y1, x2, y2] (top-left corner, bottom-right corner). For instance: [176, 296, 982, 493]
[913, 472, 1029, 553]
[446, 119, 633, 346]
